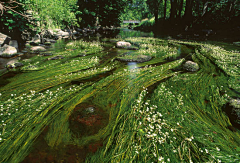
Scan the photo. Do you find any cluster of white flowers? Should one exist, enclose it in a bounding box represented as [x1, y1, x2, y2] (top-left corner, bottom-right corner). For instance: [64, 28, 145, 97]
[0, 85, 83, 144]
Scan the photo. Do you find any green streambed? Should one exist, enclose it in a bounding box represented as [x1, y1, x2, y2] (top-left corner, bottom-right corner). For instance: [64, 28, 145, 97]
[0, 30, 239, 163]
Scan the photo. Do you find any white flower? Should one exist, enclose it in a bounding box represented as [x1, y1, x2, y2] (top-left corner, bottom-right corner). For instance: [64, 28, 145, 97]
[216, 147, 220, 151]
[205, 149, 209, 153]
[158, 156, 164, 161]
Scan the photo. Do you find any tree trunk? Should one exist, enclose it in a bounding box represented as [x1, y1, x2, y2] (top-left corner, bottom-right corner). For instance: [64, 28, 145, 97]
[177, 0, 184, 19]
[184, 0, 193, 21]
[163, 0, 167, 20]
[195, 0, 200, 17]
[170, 0, 177, 20]
[154, 11, 158, 26]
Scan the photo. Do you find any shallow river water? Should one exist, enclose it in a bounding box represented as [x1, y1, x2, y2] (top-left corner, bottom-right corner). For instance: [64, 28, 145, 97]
[0, 28, 239, 163]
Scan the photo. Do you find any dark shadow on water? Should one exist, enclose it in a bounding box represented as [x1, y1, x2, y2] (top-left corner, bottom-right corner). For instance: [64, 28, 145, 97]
[223, 102, 240, 132]
[22, 103, 109, 163]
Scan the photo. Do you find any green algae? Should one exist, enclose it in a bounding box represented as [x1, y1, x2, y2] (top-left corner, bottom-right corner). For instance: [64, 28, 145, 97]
[0, 37, 239, 163]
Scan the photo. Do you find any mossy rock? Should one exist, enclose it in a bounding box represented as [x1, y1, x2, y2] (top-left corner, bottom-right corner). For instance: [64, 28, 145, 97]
[40, 53, 53, 56]
[21, 65, 38, 71]
[6, 60, 24, 68]
[126, 45, 139, 50]
[183, 61, 199, 72]
[48, 55, 64, 60]
[117, 52, 152, 63]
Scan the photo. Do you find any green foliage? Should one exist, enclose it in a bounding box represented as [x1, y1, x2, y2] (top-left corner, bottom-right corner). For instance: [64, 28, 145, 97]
[121, 0, 152, 21]
[0, 0, 35, 35]
[29, 0, 79, 30]
[77, 0, 129, 27]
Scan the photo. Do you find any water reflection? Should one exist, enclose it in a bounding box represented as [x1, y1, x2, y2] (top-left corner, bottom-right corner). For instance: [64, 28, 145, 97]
[117, 28, 154, 39]
[127, 62, 138, 79]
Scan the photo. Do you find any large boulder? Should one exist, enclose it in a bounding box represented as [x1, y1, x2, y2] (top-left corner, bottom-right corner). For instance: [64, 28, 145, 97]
[0, 44, 18, 57]
[116, 41, 131, 48]
[0, 33, 11, 47]
[183, 61, 199, 72]
[30, 46, 46, 52]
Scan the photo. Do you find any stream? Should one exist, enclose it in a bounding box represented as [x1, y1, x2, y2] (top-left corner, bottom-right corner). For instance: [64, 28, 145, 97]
[0, 28, 239, 163]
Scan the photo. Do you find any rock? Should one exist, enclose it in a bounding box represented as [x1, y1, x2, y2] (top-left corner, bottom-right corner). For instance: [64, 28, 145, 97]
[17, 53, 24, 56]
[0, 44, 18, 57]
[117, 52, 152, 63]
[9, 40, 19, 51]
[44, 42, 51, 45]
[25, 43, 31, 48]
[233, 42, 240, 46]
[183, 61, 199, 72]
[48, 55, 64, 60]
[21, 65, 38, 71]
[6, 59, 24, 68]
[230, 99, 240, 109]
[21, 50, 28, 53]
[44, 38, 56, 43]
[85, 107, 95, 113]
[30, 34, 41, 45]
[126, 46, 139, 50]
[40, 53, 53, 56]
[225, 99, 240, 127]
[44, 29, 55, 38]
[66, 42, 75, 47]
[0, 33, 11, 46]
[116, 41, 131, 48]
[31, 46, 46, 52]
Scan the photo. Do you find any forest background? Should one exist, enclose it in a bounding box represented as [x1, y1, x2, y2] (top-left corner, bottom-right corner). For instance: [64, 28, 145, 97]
[0, 0, 240, 41]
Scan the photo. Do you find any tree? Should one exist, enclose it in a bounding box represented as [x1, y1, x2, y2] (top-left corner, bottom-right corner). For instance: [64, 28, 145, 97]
[77, 0, 128, 27]
[121, 0, 150, 21]
[146, 0, 162, 25]
[0, 0, 33, 40]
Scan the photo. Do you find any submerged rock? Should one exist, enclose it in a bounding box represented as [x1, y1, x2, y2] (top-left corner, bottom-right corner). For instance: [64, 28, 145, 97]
[183, 61, 199, 72]
[48, 55, 64, 60]
[126, 46, 139, 50]
[85, 106, 95, 113]
[116, 41, 131, 48]
[117, 52, 152, 63]
[69, 104, 109, 137]
[230, 98, 240, 109]
[21, 65, 38, 71]
[0, 44, 18, 57]
[224, 98, 240, 129]
[40, 53, 53, 56]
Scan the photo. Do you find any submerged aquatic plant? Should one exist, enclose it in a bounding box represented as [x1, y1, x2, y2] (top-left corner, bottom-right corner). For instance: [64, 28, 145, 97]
[0, 37, 239, 163]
